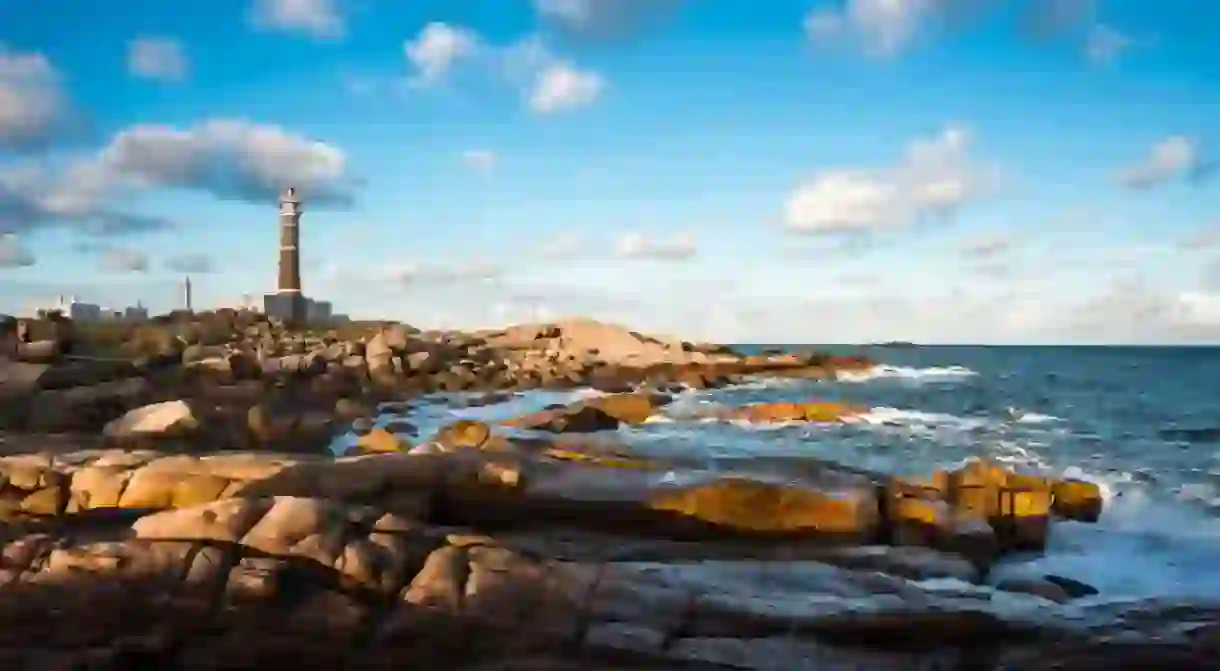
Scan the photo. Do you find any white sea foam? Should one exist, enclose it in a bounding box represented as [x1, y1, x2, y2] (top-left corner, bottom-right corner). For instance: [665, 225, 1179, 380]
[855, 406, 990, 431]
[836, 364, 978, 384]
[984, 461, 1220, 603]
[396, 388, 607, 441]
[1014, 412, 1064, 424]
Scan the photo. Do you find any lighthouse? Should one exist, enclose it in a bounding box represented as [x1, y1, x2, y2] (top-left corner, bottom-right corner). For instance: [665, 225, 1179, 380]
[263, 187, 306, 324]
[278, 187, 302, 298]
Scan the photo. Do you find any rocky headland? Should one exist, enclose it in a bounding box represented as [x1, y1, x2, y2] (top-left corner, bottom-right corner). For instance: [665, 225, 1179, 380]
[0, 311, 1216, 669]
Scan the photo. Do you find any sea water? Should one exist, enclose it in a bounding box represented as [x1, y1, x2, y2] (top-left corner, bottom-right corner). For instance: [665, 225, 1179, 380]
[352, 345, 1220, 612]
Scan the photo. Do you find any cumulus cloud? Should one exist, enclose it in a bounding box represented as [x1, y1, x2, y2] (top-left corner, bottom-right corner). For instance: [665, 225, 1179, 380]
[529, 62, 605, 113]
[1179, 227, 1220, 252]
[1201, 257, 1220, 292]
[1084, 24, 1133, 66]
[785, 124, 999, 234]
[405, 23, 481, 84]
[84, 119, 355, 206]
[0, 45, 69, 150]
[958, 233, 1017, 259]
[1, 119, 352, 238]
[1119, 136, 1201, 190]
[322, 259, 503, 289]
[1057, 276, 1220, 343]
[804, 0, 958, 58]
[502, 36, 606, 114]
[533, 0, 683, 41]
[127, 37, 189, 82]
[250, 0, 344, 39]
[1022, 0, 1097, 40]
[0, 234, 35, 268]
[99, 247, 150, 273]
[539, 234, 583, 259]
[460, 149, 497, 173]
[316, 248, 1220, 343]
[0, 164, 175, 237]
[398, 261, 503, 286]
[165, 253, 216, 273]
[616, 232, 697, 261]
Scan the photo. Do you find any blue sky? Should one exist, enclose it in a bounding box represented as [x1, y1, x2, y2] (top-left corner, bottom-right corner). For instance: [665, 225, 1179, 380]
[1, 0, 1218, 343]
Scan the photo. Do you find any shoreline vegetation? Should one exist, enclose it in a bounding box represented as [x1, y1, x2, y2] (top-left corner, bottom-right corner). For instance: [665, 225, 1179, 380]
[0, 310, 1215, 669]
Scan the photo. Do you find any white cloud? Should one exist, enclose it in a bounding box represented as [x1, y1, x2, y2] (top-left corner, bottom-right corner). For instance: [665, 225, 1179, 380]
[397, 261, 503, 285]
[0, 234, 35, 268]
[460, 149, 497, 173]
[616, 232, 697, 261]
[91, 119, 354, 205]
[0, 45, 66, 149]
[1178, 292, 1220, 327]
[323, 259, 504, 289]
[958, 233, 1017, 259]
[313, 248, 1220, 343]
[1180, 227, 1220, 251]
[804, 0, 943, 58]
[127, 37, 189, 82]
[1084, 24, 1133, 66]
[540, 233, 583, 259]
[166, 253, 215, 273]
[99, 247, 150, 273]
[535, 0, 597, 27]
[404, 23, 480, 84]
[488, 34, 608, 114]
[1120, 135, 1200, 190]
[528, 62, 605, 114]
[1, 163, 172, 236]
[785, 124, 998, 233]
[533, 0, 683, 40]
[250, 0, 344, 39]
[785, 171, 899, 233]
[1023, 0, 1098, 39]
[1, 119, 353, 239]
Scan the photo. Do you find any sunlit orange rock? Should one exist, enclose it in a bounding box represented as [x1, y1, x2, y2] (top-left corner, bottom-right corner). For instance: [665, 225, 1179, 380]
[722, 400, 866, 424]
[647, 477, 879, 538]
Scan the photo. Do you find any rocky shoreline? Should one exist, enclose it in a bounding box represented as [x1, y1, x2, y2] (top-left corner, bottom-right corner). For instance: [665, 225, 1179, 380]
[1, 312, 1218, 669]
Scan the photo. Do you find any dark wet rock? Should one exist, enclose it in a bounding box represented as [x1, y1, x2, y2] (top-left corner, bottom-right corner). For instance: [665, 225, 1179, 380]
[333, 397, 374, 422]
[996, 577, 1074, 603]
[1045, 574, 1100, 599]
[1159, 427, 1220, 444]
[380, 419, 418, 436]
[24, 378, 154, 433]
[1052, 479, 1104, 522]
[245, 402, 337, 454]
[452, 391, 516, 408]
[505, 405, 622, 434]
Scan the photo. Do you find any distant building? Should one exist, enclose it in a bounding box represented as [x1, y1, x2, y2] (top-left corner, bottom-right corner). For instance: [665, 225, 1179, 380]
[183, 276, 193, 313]
[31, 296, 100, 321]
[123, 304, 149, 321]
[306, 298, 332, 324]
[27, 296, 148, 322]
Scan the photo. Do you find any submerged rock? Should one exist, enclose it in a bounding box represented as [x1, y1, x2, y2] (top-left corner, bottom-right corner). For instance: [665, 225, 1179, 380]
[1052, 479, 1104, 522]
[719, 400, 866, 424]
[355, 427, 409, 453]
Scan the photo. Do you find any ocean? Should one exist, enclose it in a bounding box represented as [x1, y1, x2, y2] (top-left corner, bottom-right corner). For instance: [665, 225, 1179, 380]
[357, 345, 1220, 611]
